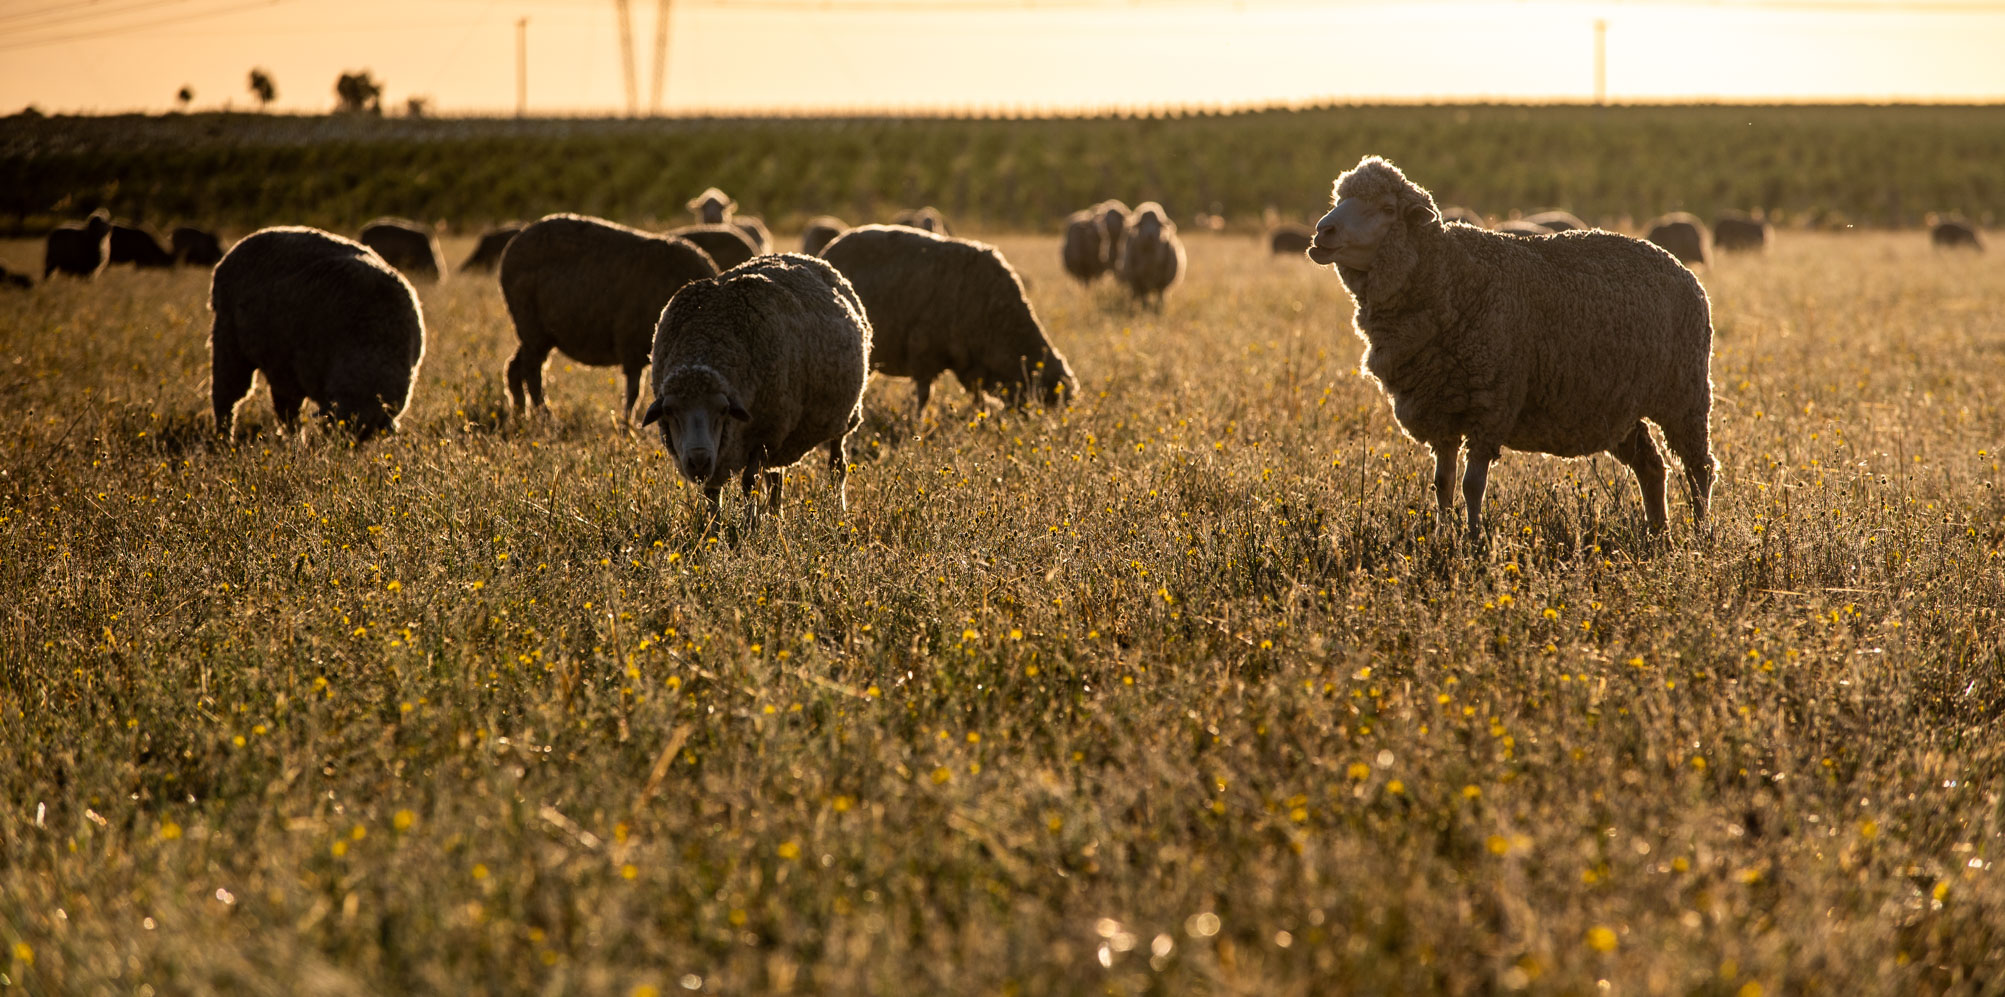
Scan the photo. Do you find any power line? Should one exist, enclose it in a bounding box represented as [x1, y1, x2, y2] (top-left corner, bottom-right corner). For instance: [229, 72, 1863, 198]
[0, 0, 282, 51]
[0, 0, 230, 30]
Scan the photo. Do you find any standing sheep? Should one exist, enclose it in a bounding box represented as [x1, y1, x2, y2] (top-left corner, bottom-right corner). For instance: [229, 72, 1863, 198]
[500, 213, 719, 423]
[642, 253, 871, 520]
[1523, 210, 1588, 232]
[459, 226, 522, 272]
[1307, 155, 1715, 538]
[800, 216, 849, 256]
[110, 224, 176, 268]
[1267, 224, 1314, 256]
[891, 207, 952, 235]
[821, 224, 1075, 416]
[1645, 212, 1709, 266]
[171, 226, 225, 266]
[1061, 208, 1109, 283]
[666, 224, 761, 272]
[1711, 212, 1770, 253]
[1095, 200, 1131, 257]
[1928, 214, 1984, 251]
[209, 227, 425, 440]
[688, 187, 737, 224]
[358, 218, 445, 282]
[1117, 202, 1186, 306]
[44, 211, 112, 278]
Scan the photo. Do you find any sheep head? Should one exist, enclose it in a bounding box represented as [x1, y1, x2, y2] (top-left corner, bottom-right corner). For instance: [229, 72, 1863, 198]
[688, 188, 736, 225]
[1035, 349, 1077, 408]
[1310, 157, 1441, 306]
[644, 363, 749, 486]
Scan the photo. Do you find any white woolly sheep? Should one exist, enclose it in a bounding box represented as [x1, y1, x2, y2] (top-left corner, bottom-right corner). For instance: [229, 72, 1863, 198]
[642, 253, 871, 520]
[1095, 200, 1131, 252]
[666, 224, 761, 272]
[821, 224, 1076, 415]
[358, 217, 445, 282]
[1117, 201, 1186, 305]
[1645, 212, 1709, 266]
[209, 226, 425, 440]
[1308, 156, 1716, 538]
[1711, 212, 1770, 253]
[800, 216, 849, 256]
[500, 213, 719, 423]
[44, 211, 111, 278]
[1928, 214, 1984, 251]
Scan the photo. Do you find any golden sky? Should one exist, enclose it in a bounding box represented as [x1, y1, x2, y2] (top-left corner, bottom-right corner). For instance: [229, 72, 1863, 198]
[2, 0, 2003, 114]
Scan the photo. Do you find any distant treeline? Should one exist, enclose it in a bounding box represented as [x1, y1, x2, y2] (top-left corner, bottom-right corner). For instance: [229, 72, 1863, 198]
[3, 104, 2001, 235]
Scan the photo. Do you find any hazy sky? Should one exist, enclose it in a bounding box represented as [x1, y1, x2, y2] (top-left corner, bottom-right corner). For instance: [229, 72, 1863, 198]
[3, 0, 2004, 115]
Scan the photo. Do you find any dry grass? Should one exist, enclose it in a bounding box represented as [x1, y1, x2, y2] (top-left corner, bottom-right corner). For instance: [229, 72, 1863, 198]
[2, 230, 2002, 995]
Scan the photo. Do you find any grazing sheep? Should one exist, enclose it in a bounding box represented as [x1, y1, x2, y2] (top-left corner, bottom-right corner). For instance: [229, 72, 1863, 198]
[1929, 214, 1984, 251]
[44, 211, 112, 278]
[1061, 208, 1109, 283]
[1711, 211, 1770, 253]
[800, 215, 848, 256]
[208, 226, 425, 440]
[1268, 224, 1314, 256]
[688, 187, 736, 225]
[642, 253, 871, 520]
[1, 261, 31, 290]
[1494, 219, 1555, 237]
[891, 206, 951, 235]
[459, 226, 522, 272]
[1645, 212, 1709, 266]
[1307, 155, 1715, 538]
[109, 224, 176, 268]
[822, 224, 1075, 415]
[1440, 206, 1485, 228]
[1523, 210, 1588, 232]
[666, 224, 761, 273]
[1117, 201, 1186, 305]
[358, 217, 445, 282]
[1095, 200, 1131, 254]
[732, 217, 774, 255]
[171, 226, 224, 266]
[500, 213, 719, 422]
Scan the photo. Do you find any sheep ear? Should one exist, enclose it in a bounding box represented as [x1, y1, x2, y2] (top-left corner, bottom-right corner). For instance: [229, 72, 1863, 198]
[1406, 200, 1443, 231]
[641, 398, 663, 426]
[726, 398, 751, 422]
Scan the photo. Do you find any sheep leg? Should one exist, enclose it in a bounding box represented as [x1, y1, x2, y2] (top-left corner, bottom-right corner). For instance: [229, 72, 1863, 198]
[702, 486, 723, 519]
[620, 364, 645, 427]
[210, 331, 254, 438]
[506, 342, 552, 412]
[1609, 421, 1669, 532]
[913, 376, 935, 420]
[1462, 441, 1500, 541]
[268, 382, 307, 436]
[1428, 440, 1459, 526]
[826, 437, 849, 511]
[764, 471, 784, 516]
[1658, 413, 1717, 523]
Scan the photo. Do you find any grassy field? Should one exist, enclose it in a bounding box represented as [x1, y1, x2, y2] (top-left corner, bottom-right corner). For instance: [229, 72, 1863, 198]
[5, 104, 2005, 236]
[3, 228, 2004, 995]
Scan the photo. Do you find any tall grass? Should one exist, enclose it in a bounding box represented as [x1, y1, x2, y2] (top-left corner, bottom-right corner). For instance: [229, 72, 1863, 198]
[1, 230, 2002, 994]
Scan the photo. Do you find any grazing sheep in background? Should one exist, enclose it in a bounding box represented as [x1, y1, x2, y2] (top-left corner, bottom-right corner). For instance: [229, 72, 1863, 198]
[732, 217, 774, 255]
[1928, 214, 1984, 251]
[688, 187, 736, 224]
[171, 226, 224, 266]
[1268, 224, 1314, 256]
[1440, 206, 1485, 227]
[459, 226, 522, 272]
[1308, 155, 1716, 538]
[110, 224, 176, 268]
[1494, 219, 1555, 237]
[666, 224, 760, 272]
[500, 213, 718, 422]
[822, 224, 1075, 415]
[800, 216, 848, 256]
[643, 253, 871, 520]
[1712, 212, 1770, 253]
[1095, 200, 1131, 255]
[891, 206, 952, 235]
[1524, 210, 1588, 232]
[1061, 208, 1109, 283]
[1, 261, 32, 290]
[1645, 212, 1709, 266]
[358, 218, 445, 282]
[1117, 201, 1186, 305]
[208, 226, 425, 440]
[44, 211, 111, 278]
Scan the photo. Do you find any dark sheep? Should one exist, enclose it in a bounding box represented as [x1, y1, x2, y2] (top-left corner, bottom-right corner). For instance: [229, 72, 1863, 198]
[1645, 212, 1709, 266]
[800, 216, 848, 256]
[1095, 200, 1131, 256]
[358, 217, 445, 282]
[459, 226, 522, 273]
[1061, 208, 1108, 283]
[666, 224, 760, 272]
[110, 224, 176, 268]
[891, 207, 952, 235]
[822, 224, 1076, 415]
[171, 227, 224, 266]
[732, 217, 774, 255]
[500, 213, 720, 423]
[209, 226, 426, 440]
[44, 211, 112, 278]
[1268, 224, 1315, 256]
[1929, 214, 1984, 251]
[1711, 212, 1770, 253]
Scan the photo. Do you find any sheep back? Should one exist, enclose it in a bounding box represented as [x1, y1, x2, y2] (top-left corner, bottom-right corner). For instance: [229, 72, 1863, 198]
[1711, 212, 1770, 253]
[110, 225, 176, 268]
[667, 224, 761, 272]
[822, 224, 1075, 407]
[649, 253, 871, 488]
[358, 218, 445, 281]
[1930, 216, 1984, 251]
[1118, 202, 1186, 301]
[1440, 206, 1486, 228]
[1494, 219, 1556, 237]
[1523, 210, 1588, 232]
[1, 261, 32, 290]
[800, 216, 849, 256]
[460, 226, 522, 272]
[1645, 212, 1709, 265]
[1268, 224, 1314, 256]
[500, 213, 719, 370]
[44, 212, 111, 278]
[209, 226, 425, 437]
[171, 227, 225, 266]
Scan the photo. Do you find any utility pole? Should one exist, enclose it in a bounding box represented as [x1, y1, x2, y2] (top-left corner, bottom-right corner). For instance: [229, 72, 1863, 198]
[649, 0, 672, 115]
[1593, 18, 1607, 105]
[516, 17, 528, 117]
[616, 0, 638, 115]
